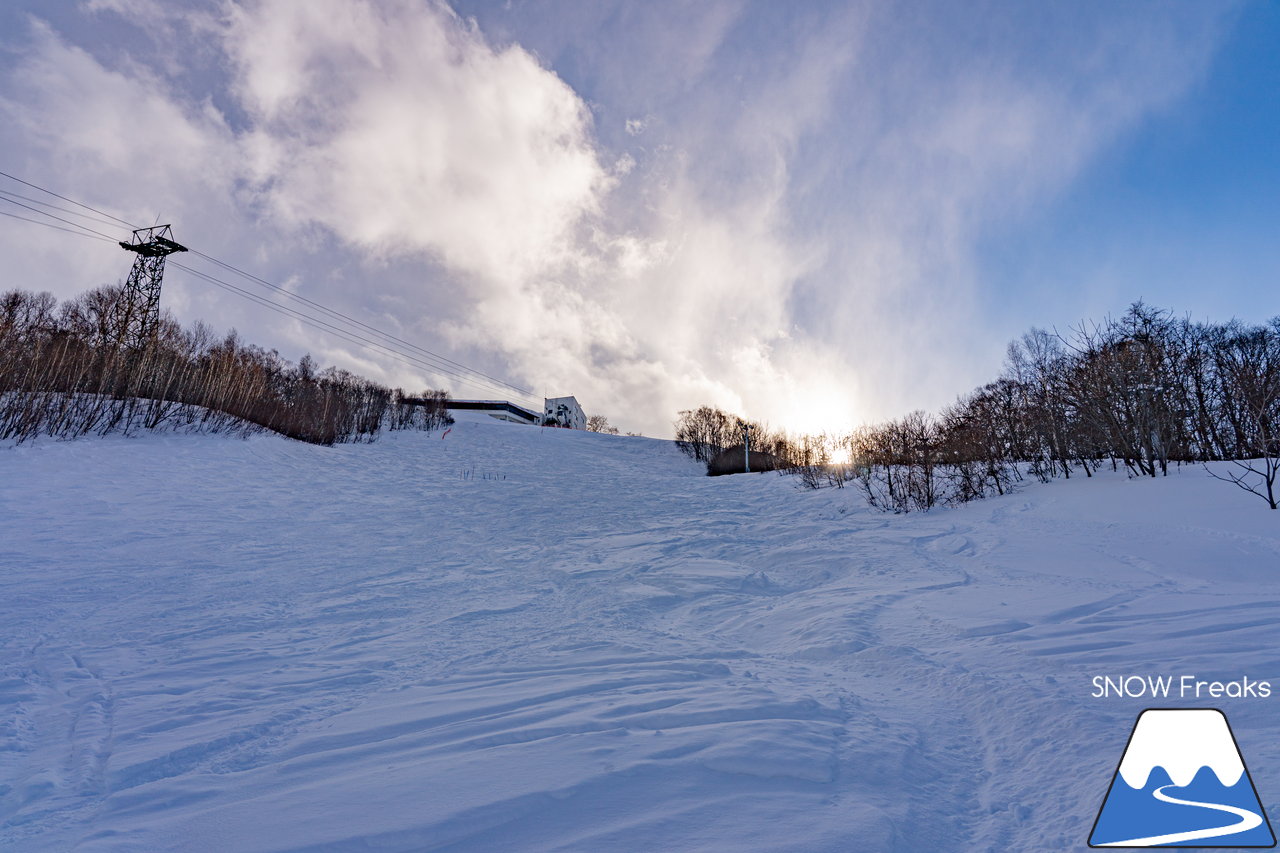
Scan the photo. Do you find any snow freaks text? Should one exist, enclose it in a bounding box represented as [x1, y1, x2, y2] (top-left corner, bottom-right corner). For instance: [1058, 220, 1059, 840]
[1092, 675, 1272, 700]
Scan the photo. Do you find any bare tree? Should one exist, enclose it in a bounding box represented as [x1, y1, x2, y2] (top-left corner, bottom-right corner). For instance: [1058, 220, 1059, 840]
[674, 405, 737, 462]
[1, 286, 450, 446]
[1204, 322, 1280, 509]
[587, 414, 619, 434]
[670, 305, 1280, 512]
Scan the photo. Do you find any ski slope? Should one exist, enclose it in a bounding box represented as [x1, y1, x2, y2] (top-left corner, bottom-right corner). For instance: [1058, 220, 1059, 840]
[2, 414, 1279, 851]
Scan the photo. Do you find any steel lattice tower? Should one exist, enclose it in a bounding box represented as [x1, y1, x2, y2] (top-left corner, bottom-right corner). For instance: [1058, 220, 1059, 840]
[112, 224, 186, 349]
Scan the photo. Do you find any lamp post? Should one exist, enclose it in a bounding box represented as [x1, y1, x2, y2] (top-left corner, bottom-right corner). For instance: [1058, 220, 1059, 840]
[1135, 382, 1167, 474]
[741, 422, 755, 473]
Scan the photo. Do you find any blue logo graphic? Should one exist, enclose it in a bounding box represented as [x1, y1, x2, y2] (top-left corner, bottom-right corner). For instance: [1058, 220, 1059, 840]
[1090, 709, 1275, 848]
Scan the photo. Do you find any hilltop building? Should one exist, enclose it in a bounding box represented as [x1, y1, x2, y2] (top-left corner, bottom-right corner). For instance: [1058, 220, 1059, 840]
[446, 399, 540, 425]
[543, 396, 586, 430]
[442, 396, 587, 429]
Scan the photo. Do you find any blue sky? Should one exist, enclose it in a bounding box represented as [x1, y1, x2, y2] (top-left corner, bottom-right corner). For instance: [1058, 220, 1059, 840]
[0, 0, 1276, 436]
[974, 0, 1280, 330]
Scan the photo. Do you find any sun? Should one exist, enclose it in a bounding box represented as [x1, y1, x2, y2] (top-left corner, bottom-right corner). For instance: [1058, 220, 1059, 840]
[779, 385, 858, 451]
[827, 444, 853, 466]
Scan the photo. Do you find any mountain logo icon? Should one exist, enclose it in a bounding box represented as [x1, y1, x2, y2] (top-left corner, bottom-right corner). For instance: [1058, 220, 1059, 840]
[1089, 709, 1275, 848]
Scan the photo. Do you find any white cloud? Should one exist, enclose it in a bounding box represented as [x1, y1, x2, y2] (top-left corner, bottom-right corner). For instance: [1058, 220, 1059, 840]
[0, 1, 1241, 436]
[0, 20, 240, 323]
[210, 0, 855, 432]
[226, 0, 611, 291]
[789, 6, 1236, 422]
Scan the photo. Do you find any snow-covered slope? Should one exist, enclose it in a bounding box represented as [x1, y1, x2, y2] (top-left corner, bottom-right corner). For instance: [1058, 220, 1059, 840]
[2, 416, 1279, 851]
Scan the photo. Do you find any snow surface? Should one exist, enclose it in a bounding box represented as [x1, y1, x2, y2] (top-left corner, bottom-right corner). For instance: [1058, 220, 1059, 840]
[3, 413, 1280, 851]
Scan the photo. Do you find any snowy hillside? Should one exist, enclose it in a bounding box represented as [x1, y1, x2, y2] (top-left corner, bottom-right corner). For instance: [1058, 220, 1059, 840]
[3, 414, 1279, 851]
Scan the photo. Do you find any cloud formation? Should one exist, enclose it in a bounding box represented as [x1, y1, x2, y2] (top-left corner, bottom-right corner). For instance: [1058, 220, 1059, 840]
[227, 1, 612, 289]
[0, 0, 1241, 435]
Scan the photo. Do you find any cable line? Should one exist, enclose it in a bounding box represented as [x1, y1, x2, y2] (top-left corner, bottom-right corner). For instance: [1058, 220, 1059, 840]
[0, 194, 119, 241]
[170, 260, 540, 405]
[187, 248, 533, 398]
[174, 260, 539, 405]
[0, 188, 131, 233]
[0, 169, 537, 404]
[0, 208, 117, 243]
[0, 169, 136, 229]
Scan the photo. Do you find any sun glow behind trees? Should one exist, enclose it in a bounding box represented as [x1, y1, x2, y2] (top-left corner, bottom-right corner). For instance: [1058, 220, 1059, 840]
[681, 302, 1280, 513]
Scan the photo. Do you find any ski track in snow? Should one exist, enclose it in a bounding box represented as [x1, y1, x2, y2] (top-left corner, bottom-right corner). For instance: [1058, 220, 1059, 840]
[2, 415, 1279, 851]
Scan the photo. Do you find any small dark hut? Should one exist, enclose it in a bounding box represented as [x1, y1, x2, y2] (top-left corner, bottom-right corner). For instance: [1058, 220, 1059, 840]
[706, 444, 786, 476]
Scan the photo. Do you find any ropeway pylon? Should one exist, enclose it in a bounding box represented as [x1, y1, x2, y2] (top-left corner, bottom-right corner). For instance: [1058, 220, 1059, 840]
[111, 224, 186, 349]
